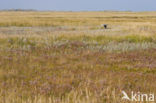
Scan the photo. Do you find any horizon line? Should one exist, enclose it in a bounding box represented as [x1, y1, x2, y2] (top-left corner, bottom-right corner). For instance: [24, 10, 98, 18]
[0, 9, 156, 12]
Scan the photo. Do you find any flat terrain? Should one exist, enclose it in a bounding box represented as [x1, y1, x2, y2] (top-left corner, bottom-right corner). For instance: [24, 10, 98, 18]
[0, 11, 156, 103]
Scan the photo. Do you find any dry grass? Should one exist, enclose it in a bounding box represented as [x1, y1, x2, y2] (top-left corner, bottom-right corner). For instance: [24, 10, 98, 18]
[0, 11, 156, 103]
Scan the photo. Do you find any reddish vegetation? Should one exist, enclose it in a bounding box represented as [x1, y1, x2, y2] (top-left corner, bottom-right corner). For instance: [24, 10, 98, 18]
[0, 44, 156, 102]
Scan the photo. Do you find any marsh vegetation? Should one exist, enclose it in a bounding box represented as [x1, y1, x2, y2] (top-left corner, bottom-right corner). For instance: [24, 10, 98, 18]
[0, 11, 156, 103]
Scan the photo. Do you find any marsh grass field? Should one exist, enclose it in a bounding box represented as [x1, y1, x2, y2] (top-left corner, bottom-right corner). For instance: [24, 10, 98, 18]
[0, 11, 156, 103]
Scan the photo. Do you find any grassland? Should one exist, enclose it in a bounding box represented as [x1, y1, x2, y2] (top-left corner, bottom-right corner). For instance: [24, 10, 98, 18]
[0, 11, 156, 103]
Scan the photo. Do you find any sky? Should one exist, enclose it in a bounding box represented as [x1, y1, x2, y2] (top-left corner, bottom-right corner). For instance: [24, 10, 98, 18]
[0, 0, 156, 11]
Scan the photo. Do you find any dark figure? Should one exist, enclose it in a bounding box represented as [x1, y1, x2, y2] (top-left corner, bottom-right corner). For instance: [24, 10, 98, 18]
[103, 24, 107, 29]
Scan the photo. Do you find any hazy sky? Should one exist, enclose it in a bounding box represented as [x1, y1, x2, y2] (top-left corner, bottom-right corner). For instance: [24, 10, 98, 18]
[0, 0, 156, 11]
